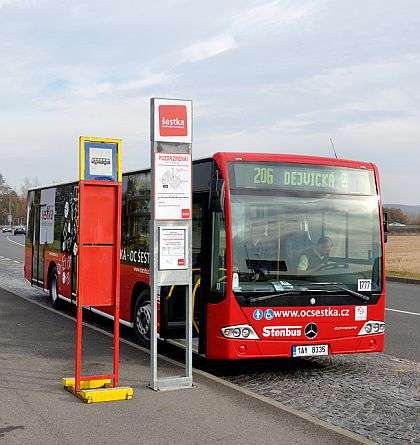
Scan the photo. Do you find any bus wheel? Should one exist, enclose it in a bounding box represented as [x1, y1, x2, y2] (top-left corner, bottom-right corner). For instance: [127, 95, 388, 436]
[49, 267, 61, 309]
[134, 290, 151, 348]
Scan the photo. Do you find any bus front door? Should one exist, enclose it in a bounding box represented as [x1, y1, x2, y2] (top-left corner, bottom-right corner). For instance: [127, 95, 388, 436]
[159, 198, 204, 350]
[31, 204, 45, 287]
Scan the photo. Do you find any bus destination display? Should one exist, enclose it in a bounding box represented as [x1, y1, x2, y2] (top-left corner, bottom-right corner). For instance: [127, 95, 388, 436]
[230, 162, 374, 195]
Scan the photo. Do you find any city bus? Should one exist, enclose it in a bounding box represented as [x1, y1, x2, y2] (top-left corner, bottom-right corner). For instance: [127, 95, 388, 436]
[25, 152, 387, 359]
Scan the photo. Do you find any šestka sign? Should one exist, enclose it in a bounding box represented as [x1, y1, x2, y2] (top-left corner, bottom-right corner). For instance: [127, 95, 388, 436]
[152, 98, 192, 143]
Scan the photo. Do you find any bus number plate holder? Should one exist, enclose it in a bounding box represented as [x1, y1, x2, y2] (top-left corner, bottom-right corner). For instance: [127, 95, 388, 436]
[292, 344, 328, 357]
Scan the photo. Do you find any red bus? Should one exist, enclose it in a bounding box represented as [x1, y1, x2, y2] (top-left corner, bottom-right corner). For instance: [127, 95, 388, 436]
[25, 152, 387, 359]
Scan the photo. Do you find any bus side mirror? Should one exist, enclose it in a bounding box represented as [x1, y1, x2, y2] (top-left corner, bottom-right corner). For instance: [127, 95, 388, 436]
[383, 210, 388, 243]
[209, 173, 225, 213]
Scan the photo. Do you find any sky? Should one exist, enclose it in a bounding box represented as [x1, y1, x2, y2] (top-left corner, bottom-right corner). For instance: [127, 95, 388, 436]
[1, 0, 419, 205]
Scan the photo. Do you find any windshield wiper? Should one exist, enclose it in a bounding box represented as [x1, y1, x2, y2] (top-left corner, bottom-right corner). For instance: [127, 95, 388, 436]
[249, 291, 303, 303]
[310, 282, 370, 302]
[248, 282, 371, 304]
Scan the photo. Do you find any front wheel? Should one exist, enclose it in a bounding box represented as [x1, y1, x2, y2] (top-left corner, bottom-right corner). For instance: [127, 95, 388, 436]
[49, 267, 61, 309]
[134, 290, 151, 348]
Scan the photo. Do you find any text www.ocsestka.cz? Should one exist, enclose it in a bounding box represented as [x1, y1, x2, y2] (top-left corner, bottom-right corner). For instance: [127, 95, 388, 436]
[272, 307, 351, 318]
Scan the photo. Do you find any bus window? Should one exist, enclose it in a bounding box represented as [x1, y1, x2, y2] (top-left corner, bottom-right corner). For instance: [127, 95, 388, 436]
[347, 213, 375, 260]
[127, 197, 150, 253]
[210, 212, 226, 294]
[324, 212, 346, 258]
[192, 203, 202, 268]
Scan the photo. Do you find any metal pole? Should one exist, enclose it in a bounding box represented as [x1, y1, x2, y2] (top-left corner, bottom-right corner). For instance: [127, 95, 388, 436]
[149, 98, 193, 391]
[150, 143, 158, 389]
[9, 194, 12, 226]
[75, 306, 82, 393]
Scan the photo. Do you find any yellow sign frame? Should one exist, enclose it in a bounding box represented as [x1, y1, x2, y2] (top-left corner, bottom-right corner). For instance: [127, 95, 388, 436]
[79, 136, 122, 182]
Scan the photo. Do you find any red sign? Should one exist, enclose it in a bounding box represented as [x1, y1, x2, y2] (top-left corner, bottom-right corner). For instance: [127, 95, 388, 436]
[181, 208, 190, 219]
[178, 259, 185, 267]
[159, 105, 188, 137]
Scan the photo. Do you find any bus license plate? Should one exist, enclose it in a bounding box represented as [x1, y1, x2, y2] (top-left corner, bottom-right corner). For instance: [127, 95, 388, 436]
[292, 344, 328, 357]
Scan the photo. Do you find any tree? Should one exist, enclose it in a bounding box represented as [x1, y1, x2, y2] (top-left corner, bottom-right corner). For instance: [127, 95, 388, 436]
[0, 173, 9, 194]
[0, 173, 12, 225]
[19, 176, 40, 198]
[0, 174, 40, 226]
[387, 207, 410, 225]
[18, 177, 41, 224]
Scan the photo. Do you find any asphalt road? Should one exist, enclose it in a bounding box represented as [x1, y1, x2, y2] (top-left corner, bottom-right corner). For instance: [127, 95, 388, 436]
[0, 233, 418, 362]
[384, 282, 419, 362]
[0, 232, 25, 263]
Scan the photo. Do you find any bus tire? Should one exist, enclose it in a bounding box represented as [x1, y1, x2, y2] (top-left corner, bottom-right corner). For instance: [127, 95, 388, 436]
[49, 267, 61, 309]
[134, 290, 151, 348]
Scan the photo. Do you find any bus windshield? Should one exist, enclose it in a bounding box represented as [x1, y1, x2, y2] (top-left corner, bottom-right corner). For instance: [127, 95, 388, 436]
[229, 163, 382, 298]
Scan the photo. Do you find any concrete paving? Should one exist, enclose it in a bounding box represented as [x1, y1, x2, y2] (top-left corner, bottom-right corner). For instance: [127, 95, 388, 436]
[0, 286, 373, 445]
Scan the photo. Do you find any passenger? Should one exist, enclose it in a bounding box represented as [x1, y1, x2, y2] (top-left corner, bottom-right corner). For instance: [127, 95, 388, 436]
[297, 236, 333, 274]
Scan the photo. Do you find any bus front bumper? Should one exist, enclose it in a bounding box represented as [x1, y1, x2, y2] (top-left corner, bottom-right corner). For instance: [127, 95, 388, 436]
[206, 334, 384, 360]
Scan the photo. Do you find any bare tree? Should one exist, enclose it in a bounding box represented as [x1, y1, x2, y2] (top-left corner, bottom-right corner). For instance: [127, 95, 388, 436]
[19, 176, 41, 198]
[16, 177, 41, 225]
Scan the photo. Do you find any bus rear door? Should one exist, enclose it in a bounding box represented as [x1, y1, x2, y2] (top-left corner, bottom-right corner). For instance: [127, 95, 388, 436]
[31, 202, 45, 287]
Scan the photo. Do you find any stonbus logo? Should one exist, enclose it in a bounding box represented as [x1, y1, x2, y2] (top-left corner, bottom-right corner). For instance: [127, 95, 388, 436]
[262, 325, 302, 338]
[159, 105, 188, 137]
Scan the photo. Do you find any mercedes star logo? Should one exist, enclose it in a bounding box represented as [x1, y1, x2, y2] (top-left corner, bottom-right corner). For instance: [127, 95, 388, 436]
[305, 323, 318, 339]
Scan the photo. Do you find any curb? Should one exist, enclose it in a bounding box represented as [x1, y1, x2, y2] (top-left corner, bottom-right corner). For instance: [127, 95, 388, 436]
[387, 276, 420, 285]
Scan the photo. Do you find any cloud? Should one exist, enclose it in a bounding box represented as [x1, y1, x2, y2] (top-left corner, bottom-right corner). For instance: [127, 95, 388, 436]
[0, 0, 36, 7]
[232, 0, 319, 34]
[1, 0, 419, 205]
[182, 34, 237, 63]
[119, 70, 173, 92]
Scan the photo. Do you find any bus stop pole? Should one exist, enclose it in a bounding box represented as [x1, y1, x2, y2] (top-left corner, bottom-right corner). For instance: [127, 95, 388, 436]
[149, 98, 193, 391]
[150, 198, 158, 389]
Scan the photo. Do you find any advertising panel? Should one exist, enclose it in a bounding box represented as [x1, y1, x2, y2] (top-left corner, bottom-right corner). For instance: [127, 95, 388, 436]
[40, 187, 56, 244]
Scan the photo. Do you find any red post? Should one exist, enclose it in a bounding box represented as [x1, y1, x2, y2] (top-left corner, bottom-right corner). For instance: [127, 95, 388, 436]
[113, 183, 122, 388]
[75, 306, 83, 392]
[113, 304, 120, 388]
[74, 180, 122, 392]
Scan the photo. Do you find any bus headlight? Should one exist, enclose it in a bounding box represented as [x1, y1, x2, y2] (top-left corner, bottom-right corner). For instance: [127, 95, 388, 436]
[242, 328, 251, 338]
[358, 321, 385, 336]
[233, 328, 241, 337]
[221, 324, 259, 340]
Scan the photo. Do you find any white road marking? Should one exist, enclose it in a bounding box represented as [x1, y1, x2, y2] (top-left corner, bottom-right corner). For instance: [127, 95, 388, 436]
[6, 236, 25, 247]
[0, 256, 21, 264]
[386, 308, 420, 317]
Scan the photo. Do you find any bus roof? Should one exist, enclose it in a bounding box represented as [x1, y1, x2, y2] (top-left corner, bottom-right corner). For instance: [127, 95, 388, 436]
[28, 151, 377, 192]
[212, 152, 376, 171]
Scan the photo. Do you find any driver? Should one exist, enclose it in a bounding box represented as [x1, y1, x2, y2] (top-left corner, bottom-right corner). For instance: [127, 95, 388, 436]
[297, 236, 333, 274]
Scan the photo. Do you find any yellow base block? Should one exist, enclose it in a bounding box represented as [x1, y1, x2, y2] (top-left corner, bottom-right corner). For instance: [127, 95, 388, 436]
[62, 377, 112, 390]
[62, 378, 133, 403]
[79, 387, 133, 404]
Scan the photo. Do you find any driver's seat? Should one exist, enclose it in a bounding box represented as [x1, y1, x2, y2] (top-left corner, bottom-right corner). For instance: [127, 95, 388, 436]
[280, 231, 312, 273]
